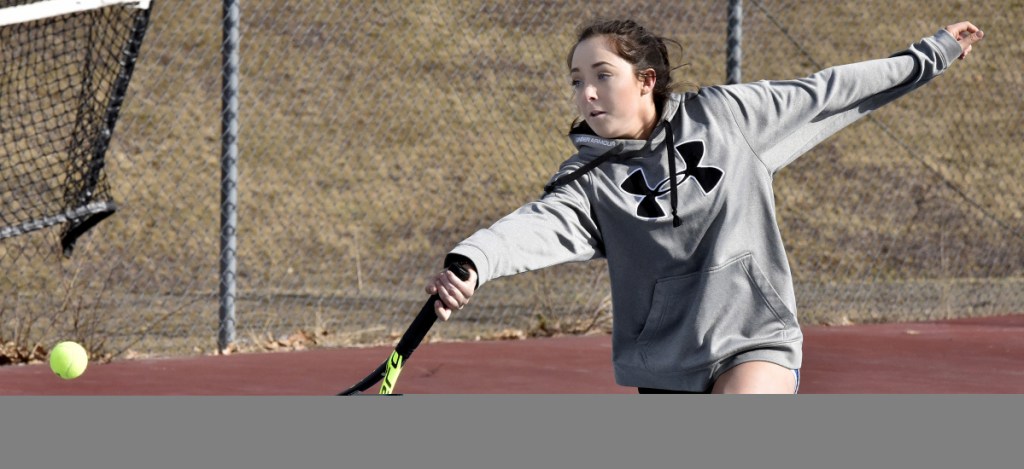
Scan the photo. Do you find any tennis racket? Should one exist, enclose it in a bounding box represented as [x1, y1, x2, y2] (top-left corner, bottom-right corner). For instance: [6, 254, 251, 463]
[338, 262, 471, 395]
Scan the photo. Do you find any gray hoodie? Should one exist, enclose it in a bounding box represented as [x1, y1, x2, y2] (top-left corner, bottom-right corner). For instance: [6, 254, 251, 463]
[448, 30, 964, 391]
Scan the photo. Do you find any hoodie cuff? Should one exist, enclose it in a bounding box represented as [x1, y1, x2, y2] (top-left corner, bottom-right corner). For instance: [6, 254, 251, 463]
[933, 28, 965, 69]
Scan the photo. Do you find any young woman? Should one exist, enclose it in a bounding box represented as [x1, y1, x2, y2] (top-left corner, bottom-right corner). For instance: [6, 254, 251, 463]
[426, 19, 984, 394]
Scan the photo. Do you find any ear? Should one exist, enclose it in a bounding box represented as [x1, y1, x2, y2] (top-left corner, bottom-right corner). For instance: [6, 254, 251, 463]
[639, 68, 656, 95]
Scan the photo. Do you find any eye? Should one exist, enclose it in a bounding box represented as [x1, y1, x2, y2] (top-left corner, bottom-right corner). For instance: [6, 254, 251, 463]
[597, 72, 612, 80]
[570, 79, 582, 89]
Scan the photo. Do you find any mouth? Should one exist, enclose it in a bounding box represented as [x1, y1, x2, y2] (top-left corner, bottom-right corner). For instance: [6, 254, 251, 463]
[589, 111, 606, 117]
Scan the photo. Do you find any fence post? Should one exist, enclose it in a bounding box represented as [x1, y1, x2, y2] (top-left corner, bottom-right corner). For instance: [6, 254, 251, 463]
[727, 0, 742, 84]
[219, 0, 240, 354]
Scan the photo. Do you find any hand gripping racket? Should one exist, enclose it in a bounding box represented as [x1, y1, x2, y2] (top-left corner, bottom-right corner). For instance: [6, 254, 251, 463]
[338, 262, 471, 395]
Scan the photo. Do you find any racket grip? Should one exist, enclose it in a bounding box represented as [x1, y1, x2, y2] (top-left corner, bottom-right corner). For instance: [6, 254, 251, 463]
[394, 262, 471, 358]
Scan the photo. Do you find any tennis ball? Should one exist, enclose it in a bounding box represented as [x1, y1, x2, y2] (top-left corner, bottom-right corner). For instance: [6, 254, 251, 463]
[49, 341, 88, 380]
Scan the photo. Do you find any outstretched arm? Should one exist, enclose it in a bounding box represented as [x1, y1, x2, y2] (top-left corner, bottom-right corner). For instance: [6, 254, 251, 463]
[425, 175, 604, 319]
[716, 21, 983, 174]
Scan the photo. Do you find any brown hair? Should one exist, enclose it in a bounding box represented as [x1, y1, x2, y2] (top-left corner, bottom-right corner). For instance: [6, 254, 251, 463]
[566, 18, 686, 127]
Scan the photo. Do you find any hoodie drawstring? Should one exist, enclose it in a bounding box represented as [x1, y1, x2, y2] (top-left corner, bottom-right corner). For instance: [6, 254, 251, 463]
[543, 143, 623, 194]
[545, 123, 682, 229]
[663, 123, 682, 227]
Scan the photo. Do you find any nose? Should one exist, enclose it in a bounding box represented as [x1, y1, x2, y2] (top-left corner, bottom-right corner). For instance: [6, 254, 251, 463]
[583, 83, 597, 101]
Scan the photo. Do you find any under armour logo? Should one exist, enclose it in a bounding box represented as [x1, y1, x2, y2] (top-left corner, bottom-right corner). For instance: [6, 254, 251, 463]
[619, 140, 722, 219]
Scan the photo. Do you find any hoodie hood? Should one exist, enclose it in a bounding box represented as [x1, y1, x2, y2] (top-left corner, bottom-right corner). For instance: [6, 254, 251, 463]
[567, 93, 682, 157]
[547, 93, 686, 226]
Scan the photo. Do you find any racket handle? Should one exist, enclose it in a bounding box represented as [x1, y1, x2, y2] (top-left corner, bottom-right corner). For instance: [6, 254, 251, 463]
[394, 262, 471, 358]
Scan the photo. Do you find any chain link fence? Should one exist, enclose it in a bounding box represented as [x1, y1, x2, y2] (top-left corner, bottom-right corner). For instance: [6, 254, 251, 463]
[2, 0, 1021, 361]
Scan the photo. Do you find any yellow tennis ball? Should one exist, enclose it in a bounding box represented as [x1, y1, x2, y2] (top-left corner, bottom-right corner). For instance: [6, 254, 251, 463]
[49, 341, 88, 380]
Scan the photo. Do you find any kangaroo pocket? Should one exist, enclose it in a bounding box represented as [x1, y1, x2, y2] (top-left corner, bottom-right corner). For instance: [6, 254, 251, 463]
[636, 253, 796, 373]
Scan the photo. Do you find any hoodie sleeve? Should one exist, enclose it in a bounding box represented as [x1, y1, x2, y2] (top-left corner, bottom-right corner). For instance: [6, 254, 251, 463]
[447, 171, 604, 287]
[715, 29, 963, 174]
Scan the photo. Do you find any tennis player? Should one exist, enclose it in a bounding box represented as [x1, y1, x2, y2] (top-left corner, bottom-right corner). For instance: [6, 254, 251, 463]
[427, 19, 984, 393]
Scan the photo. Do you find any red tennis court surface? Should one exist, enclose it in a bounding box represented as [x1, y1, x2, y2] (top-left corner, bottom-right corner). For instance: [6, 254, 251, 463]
[2, 315, 1022, 394]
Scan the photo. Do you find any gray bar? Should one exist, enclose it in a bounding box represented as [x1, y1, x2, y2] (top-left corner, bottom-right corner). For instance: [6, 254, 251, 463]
[218, 0, 240, 353]
[727, 0, 742, 84]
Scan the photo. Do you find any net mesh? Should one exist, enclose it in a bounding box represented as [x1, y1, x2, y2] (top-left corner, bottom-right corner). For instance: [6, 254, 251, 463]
[0, 0, 151, 255]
